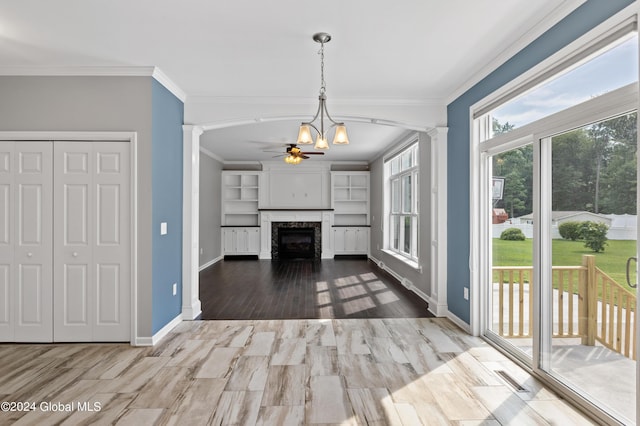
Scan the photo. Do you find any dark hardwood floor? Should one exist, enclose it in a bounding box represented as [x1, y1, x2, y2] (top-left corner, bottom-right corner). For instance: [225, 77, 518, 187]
[199, 257, 434, 320]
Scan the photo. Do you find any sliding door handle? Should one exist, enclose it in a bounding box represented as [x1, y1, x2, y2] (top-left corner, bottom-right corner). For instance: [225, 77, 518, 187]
[626, 257, 637, 289]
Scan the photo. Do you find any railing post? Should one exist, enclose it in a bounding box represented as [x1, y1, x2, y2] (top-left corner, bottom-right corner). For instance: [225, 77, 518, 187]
[580, 255, 596, 346]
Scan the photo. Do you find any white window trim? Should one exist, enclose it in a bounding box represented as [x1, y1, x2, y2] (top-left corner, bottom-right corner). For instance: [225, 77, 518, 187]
[384, 138, 420, 266]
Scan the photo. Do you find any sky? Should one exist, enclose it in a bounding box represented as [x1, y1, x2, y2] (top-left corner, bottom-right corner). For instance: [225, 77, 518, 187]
[492, 35, 639, 128]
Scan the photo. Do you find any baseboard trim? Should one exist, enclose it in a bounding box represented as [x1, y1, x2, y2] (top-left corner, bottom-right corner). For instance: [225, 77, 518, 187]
[199, 255, 223, 271]
[446, 311, 472, 334]
[135, 314, 183, 346]
[369, 254, 448, 316]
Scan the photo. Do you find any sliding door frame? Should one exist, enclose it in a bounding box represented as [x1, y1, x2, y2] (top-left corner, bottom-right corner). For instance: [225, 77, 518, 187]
[474, 83, 638, 424]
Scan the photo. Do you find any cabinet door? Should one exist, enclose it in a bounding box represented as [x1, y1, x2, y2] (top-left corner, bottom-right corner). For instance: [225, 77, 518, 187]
[223, 229, 236, 253]
[333, 228, 346, 253]
[355, 229, 369, 253]
[247, 229, 260, 254]
[236, 229, 249, 253]
[344, 228, 358, 252]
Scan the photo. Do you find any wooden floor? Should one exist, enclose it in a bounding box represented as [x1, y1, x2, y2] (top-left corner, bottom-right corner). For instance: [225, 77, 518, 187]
[199, 258, 433, 320]
[0, 318, 594, 425]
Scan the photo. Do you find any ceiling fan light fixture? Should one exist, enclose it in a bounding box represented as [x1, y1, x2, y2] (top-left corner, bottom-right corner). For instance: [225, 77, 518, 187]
[332, 124, 349, 144]
[297, 124, 313, 144]
[284, 155, 302, 165]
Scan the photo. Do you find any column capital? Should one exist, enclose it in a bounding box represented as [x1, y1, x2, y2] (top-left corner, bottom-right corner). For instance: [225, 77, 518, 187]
[182, 124, 204, 137]
[427, 126, 448, 139]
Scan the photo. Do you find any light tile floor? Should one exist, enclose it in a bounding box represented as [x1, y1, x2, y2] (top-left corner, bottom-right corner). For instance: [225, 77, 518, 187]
[0, 318, 596, 425]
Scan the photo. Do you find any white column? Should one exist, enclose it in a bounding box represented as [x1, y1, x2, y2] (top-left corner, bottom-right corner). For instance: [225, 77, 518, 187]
[182, 125, 203, 319]
[428, 127, 449, 316]
[321, 211, 333, 258]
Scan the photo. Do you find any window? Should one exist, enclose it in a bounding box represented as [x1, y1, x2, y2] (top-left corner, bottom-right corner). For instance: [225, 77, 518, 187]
[386, 141, 419, 262]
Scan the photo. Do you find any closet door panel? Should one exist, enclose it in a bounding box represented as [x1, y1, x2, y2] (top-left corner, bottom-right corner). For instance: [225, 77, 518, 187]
[14, 142, 53, 342]
[0, 143, 12, 340]
[54, 141, 130, 342]
[54, 142, 92, 341]
[93, 142, 130, 340]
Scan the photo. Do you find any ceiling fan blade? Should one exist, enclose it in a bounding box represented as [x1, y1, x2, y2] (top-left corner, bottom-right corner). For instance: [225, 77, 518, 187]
[300, 152, 325, 155]
[302, 155, 310, 159]
[272, 154, 286, 158]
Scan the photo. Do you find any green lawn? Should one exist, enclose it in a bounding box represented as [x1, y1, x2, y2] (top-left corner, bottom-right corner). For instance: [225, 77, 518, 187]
[493, 238, 637, 291]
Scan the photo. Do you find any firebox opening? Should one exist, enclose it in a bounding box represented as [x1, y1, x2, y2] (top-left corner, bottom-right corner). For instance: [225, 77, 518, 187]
[278, 228, 315, 259]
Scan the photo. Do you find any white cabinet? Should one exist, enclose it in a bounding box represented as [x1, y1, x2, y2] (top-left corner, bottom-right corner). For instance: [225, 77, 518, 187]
[333, 227, 369, 255]
[222, 227, 260, 255]
[221, 171, 260, 226]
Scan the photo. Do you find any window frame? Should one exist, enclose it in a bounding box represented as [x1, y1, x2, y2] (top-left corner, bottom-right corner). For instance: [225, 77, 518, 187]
[386, 141, 420, 263]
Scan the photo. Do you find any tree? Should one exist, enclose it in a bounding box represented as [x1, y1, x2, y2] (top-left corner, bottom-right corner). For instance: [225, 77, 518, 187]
[598, 113, 637, 214]
[493, 146, 532, 218]
[492, 118, 515, 135]
[588, 122, 615, 213]
[551, 129, 593, 211]
[580, 221, 609, 253]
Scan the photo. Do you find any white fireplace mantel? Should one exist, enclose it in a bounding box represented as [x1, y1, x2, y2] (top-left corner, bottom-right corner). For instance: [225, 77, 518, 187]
[259, 210, 333, 259]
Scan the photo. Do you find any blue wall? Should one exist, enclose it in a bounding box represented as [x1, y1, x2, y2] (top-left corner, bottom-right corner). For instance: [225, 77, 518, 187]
[446, 0, 635, 324]
[151, 79, 184, 334]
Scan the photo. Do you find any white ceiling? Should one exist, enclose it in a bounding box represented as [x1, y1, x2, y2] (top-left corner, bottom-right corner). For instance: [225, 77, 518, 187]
[0, 0, 577, 163]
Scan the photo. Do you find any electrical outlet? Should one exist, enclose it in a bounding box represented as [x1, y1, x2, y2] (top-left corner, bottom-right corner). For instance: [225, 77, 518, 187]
[172, 283, 177, 296]
[200, 248, 204, 255]
[463, 287, 469, 300]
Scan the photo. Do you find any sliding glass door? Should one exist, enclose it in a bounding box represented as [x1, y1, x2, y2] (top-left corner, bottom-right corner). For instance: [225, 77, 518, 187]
[476, 27, 639, 423]
[485, 143, 534, 363]
[541, 113, 638, 423]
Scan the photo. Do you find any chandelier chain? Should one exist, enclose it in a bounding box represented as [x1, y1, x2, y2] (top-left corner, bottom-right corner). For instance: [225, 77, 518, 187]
[318, 42, 326, 96]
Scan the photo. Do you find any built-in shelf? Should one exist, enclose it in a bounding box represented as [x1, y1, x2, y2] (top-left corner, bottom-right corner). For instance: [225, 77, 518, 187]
[222, 171, 260, 227]
[331, 171, 370, 227]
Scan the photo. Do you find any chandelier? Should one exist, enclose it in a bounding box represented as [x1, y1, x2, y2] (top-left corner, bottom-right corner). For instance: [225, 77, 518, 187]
[296, 32, 349, 150]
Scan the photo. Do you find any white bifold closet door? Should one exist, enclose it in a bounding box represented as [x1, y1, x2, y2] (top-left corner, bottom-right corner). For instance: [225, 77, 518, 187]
[0, 141, 130, 342]
[53, 141, 130, 342]
[0, 142, 53, 342]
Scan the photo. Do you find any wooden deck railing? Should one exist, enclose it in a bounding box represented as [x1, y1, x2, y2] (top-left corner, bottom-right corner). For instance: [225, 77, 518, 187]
[493, 255, 636, 360]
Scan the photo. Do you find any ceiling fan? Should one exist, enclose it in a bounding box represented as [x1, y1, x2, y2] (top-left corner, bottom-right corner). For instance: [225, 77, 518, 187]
[270, 144, 325, 164]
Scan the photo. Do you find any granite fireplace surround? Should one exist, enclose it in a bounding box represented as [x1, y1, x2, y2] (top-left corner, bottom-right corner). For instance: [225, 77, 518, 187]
[271, 221, 321, 260]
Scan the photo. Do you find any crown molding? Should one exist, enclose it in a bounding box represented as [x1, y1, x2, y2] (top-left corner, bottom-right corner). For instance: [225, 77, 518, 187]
[199, 146, 224, 163]
[0, 65, 187, 103]
[151, 67, 187, 102]
[187, 95, 444, 107]
[0, 65, 156, 77]
[445, 0, 587, 105]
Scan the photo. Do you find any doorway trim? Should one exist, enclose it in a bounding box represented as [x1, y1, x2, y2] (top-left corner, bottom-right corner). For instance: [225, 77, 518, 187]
[181, 116, 449, 322]
[0, 131, 138, 345]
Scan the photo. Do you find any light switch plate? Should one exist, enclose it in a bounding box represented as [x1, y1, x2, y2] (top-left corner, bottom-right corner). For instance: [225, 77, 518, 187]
[161, 222, 167, 235]
[172, 283, 177, 295]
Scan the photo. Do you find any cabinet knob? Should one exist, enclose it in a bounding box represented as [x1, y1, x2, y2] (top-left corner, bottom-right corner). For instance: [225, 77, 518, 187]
[73, 252, 78, 257]
[27, 252, 33, 257]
